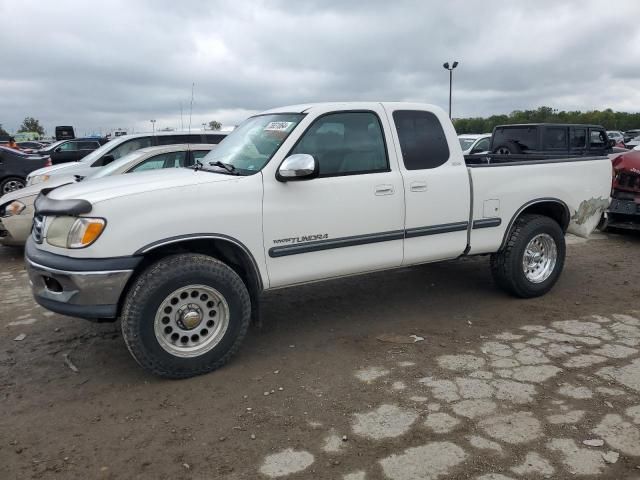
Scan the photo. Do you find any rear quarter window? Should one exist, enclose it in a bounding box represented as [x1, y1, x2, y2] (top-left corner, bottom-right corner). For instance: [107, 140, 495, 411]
[392, 110, 449, 170]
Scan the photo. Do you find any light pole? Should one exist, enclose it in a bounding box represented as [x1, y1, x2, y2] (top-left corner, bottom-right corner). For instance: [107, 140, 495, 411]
[150, 119, 156, 134]
[442, 61, 459, 119]
[202, 123, 207, 131]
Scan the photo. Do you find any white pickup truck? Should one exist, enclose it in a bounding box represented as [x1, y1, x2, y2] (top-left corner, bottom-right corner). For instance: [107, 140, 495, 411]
[25, 102, 611, 378]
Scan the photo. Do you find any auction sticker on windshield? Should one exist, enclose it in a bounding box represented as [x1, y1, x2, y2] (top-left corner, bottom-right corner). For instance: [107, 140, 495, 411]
[264, 121, 294, 132]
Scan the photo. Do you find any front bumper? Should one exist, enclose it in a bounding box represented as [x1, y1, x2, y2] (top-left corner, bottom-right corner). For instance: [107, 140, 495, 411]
[0, 212, 33, 246]
[25, 238, 142, 320]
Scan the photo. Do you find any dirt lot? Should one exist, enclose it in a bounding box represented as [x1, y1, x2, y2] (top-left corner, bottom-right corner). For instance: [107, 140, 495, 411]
[2, 232, 640, 480]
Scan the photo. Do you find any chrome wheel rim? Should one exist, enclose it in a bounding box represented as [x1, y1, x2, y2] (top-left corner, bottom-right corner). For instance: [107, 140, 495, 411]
[154, 284, 230, 358]
[2, 180, 25, 194]
[522, 233, 557, 283]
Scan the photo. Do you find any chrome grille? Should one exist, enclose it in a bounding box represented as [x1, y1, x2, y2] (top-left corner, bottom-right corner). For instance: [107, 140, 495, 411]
[32, 215, 44, 244]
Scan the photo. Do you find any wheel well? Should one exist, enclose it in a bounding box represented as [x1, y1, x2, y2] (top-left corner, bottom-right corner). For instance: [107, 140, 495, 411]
[118, 238, 263, 321]
[500, 200, 570, 249]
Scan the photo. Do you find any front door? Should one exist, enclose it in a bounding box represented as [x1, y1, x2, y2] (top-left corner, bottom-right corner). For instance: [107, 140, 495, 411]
[385, 105, 470, 265]
[262, 108, 405, 287]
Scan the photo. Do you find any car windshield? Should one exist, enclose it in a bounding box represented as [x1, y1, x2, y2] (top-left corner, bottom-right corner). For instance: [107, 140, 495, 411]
[200, 114, 304, 174]
[459, 138, 476, 150]
[41, 140, 67, 151]
[85, 150, 148, 179]
[77, 135, 130, 164]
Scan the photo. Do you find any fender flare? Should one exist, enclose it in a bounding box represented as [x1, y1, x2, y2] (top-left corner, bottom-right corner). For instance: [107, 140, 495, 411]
[499, 198, 570, 250]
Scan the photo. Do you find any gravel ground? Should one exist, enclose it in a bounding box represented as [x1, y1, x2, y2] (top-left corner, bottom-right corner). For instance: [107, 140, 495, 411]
[2, 232, 640, 479]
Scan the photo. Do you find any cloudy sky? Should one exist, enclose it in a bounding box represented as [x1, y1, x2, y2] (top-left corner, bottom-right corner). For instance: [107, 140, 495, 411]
[1, 0, 639, 136]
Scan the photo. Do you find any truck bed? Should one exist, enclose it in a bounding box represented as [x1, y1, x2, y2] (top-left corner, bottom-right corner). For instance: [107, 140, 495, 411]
[465, 154, 612, 255]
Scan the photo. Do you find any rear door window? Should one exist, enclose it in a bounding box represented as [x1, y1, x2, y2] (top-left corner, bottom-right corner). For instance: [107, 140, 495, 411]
[77, 141, 99, 150]
[543, 127, 567, 150]
[392, 110, 449, 169]
[204, 134, 226, 144]
[109, 137, 154, 161]
[570, 128, 586, 148]
[492, 127, 537, 151]
[157, 135, 202, 146]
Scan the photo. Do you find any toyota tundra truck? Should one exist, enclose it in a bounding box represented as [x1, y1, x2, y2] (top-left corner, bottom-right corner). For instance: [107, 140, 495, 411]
[25, 102, 612, 378]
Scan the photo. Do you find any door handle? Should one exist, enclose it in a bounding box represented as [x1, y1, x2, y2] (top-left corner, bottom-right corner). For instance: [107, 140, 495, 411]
[410, 182, 427, 192]
[375, 184, 394, 196]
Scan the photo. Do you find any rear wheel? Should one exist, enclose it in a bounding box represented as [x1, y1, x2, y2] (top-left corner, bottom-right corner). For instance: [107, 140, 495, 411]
[490, 214, 565, 298]
[121, 254, 251, 378]
[0, 177, 25, 194]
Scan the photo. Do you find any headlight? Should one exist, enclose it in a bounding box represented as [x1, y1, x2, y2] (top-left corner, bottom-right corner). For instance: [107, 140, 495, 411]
[47, 217, 106, 249]
[27, 174, 50, 186]
[4, 201, 26, 216]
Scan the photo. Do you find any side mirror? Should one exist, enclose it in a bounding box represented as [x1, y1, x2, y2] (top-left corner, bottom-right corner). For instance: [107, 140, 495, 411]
[54, 147, 62, 153]
[101, 154, 115, 166]
[277, 154, 318, 182]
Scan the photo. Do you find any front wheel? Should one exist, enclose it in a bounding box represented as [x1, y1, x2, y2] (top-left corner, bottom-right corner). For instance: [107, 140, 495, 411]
[1, 176, 26, 194]
[121, 254, 251, 378]
[490, 214, 566, 298]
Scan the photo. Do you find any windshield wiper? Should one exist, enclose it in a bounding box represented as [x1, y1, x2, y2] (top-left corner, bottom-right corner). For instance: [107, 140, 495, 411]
[209, 160, 240, 175]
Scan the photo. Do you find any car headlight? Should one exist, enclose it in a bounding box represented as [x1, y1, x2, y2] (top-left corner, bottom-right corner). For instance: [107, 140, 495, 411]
[4, 201, 26, 216]
[27, 174, 50, 186]
[47, 217, 106, 249]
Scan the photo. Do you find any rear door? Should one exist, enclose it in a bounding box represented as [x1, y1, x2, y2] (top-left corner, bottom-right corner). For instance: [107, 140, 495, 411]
[569, 127, 587, 155]
[385, 105, 470, 265]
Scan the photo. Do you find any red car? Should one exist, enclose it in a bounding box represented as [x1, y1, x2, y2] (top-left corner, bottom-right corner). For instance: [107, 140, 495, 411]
[604, 150, 640, 230]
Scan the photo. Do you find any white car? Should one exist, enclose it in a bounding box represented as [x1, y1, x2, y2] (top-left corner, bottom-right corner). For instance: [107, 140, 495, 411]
[607, 130, 625, 145]
[26, 130, 227, 187]
[458, 134, 492, 155]
[25, 102, 611, 378]
[627, 136, 640, 150]
[0, 144, 215, 246]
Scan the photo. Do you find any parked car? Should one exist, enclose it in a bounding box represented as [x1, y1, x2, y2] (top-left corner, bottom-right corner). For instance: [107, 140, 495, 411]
[602, 150, 640, 231]
[488, 124, 613, 156]
[458, 134, 492, 155]
[607, 130, 625, 147]
[0, 146, 51, 195]
[25, 102, 612, 378]
[38, 137, 108, 164]
[26, 130, 228, 186]
[0, 144, 215, 246]
[627, 136, 640, 150]
[623, 129, 640, 144]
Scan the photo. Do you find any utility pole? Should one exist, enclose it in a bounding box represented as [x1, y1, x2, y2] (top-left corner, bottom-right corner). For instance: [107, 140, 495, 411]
[150, 119, 156, 134]
[442, 61, 459, 119]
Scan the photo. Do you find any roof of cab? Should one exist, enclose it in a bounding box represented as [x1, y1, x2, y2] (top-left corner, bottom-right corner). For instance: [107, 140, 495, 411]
[261, 102, 443, 114]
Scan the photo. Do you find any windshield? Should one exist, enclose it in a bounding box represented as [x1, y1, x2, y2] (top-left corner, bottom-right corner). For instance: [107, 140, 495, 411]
[85, 150, 148, 179]
[200, 114, 304, 174]
[77, 135, 130, 165]
[459, 138, 476, 150]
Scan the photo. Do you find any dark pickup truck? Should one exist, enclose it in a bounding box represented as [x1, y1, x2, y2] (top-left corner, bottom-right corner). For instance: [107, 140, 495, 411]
[490, 123, 614, 156]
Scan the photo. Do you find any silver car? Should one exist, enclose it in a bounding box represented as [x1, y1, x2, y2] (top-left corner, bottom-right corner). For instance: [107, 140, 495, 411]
[0, 144, 215, 246]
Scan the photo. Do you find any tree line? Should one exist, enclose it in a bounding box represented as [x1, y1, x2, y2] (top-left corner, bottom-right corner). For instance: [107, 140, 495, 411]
[453, 107, 640, 134]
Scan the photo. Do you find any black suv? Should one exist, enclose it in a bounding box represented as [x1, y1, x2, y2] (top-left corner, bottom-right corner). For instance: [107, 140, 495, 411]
[490, 124, 613, 156]
[39, 137, 108, 164]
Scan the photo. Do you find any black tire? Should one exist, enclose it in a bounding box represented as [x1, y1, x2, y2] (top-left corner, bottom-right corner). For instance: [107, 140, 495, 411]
[121, 253, 251, 379]
[0, 176, 26, 195]
[490, 214, 565, 298]
[492, 141, 522, 155]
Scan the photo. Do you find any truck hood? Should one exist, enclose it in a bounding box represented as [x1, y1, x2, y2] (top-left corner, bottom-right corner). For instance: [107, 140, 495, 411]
[0, 175, 77, 206]
[47, 168, 238, 204]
